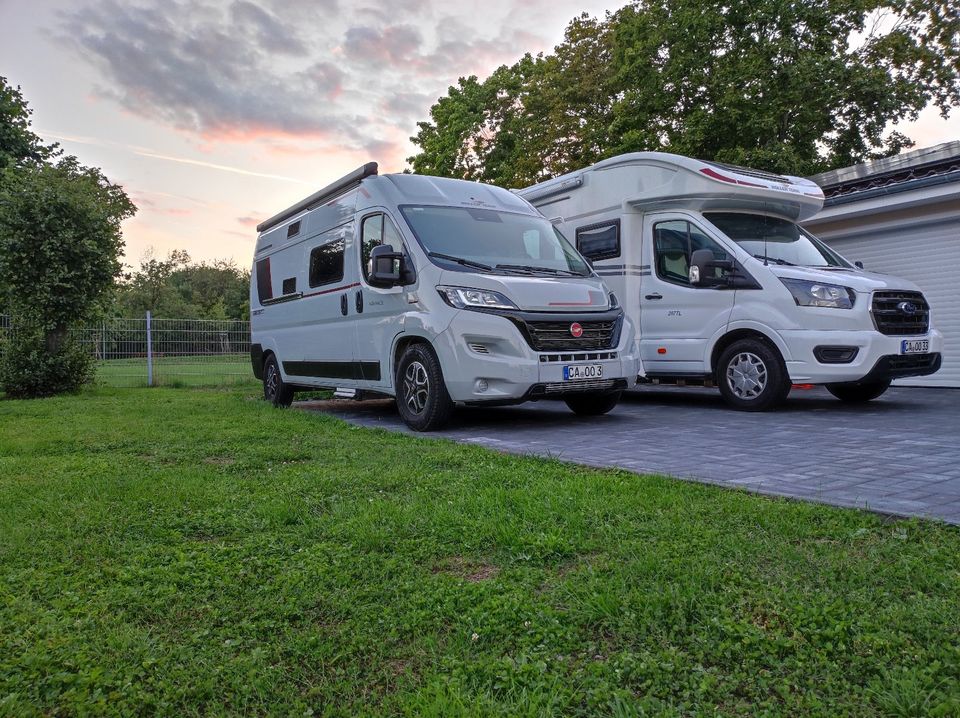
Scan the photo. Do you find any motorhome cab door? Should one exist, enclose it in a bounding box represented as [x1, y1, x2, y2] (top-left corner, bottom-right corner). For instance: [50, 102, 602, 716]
[352, 210, 413, 390]
[640, 212, 737, 374]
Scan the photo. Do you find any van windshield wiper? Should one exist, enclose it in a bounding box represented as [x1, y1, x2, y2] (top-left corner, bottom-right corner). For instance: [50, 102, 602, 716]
[428, 252, 492, 271]
[753, 254, 796, 266]
[496, 263, 583, 276]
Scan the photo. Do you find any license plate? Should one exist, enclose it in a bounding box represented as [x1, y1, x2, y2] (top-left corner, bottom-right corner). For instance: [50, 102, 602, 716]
[901, 339, 929, 354]
[563, 364, 603, 381]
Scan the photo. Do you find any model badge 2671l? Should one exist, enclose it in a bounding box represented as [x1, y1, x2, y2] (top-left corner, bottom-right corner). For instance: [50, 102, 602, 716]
[518, 152, 943, 410]
[250, 163, 639, 430]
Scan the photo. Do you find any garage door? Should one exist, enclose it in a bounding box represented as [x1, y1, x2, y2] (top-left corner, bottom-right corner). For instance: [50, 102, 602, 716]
[822, 218, 959, 387]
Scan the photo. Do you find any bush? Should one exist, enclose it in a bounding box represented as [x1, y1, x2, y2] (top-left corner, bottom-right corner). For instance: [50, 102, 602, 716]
[0, 326, 94, 398]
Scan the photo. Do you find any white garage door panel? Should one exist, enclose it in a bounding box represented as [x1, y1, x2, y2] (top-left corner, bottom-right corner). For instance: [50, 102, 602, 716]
[823, 220, 959, 387]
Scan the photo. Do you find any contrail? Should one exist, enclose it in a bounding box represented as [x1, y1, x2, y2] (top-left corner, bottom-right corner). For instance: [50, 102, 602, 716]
[38, 130, 311, 185]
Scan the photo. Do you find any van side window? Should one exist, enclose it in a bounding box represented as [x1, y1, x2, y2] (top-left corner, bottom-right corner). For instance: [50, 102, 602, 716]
[653, 220, 729, 286]
[255, 258, 273, 303]
[361, 213, 405, 281]
[308, 239, 345, 287]
[576, 220, 620, 261]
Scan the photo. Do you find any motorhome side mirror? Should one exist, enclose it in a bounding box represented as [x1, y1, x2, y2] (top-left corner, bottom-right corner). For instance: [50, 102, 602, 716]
[689, 249, 732, 286]
[370, 244, 404, 285]
[855, 261, 864, 269]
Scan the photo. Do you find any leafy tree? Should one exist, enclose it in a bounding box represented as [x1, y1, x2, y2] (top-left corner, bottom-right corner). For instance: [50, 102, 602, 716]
[409, 1, 959, 182]
[115, 250, 250, 320]
[0, 76, 58, 170]
[0, 78, 136, 396]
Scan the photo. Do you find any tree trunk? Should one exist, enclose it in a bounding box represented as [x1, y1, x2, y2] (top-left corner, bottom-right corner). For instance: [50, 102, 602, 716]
[45, 324, 68, 353]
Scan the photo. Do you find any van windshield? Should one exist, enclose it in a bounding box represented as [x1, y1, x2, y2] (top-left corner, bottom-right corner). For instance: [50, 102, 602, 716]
[400, 205, 591, 276]
[703, 212, 852, 268]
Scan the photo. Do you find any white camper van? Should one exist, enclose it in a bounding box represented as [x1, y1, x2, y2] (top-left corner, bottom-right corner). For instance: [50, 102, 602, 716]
[250, 163, 639, 430]
[518, 153, 943, 410]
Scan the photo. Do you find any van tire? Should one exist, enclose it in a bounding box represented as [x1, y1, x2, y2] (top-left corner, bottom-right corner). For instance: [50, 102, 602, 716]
[717, 338, 790, 411]
[395, 344, 454, 431]
[827, 380, 891, 403]
[263, 354, 295, 408]
[564, 391, 622, 416]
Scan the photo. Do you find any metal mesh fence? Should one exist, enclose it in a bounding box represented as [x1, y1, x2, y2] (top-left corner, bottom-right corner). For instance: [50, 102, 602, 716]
[0, 314, 253, 388]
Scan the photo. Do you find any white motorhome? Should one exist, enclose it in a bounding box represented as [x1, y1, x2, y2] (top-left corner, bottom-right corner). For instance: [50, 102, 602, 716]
[517, 153, 943, 410]
[250, 163, 639, 430]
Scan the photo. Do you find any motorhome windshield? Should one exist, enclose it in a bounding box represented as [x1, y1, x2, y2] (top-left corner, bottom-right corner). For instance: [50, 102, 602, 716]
[400, 205, 591, 276]
[704, 212, 851, 268]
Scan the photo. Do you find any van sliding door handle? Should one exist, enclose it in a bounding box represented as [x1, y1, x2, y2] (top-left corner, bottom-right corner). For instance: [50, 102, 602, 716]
[355, 290, 363, 314]
[645, 293, 663, 300]
[340, 294, 348, 316]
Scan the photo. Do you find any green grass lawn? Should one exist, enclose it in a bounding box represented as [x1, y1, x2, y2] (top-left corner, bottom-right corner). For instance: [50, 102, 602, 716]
[95, 356, 255, 387]
[1, 388, 958, 716]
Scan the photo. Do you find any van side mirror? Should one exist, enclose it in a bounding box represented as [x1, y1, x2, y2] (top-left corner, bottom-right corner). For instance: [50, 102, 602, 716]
[855, 261, 864, 269]
[369, 244, 404, 286]
[689, 249, 733, 286]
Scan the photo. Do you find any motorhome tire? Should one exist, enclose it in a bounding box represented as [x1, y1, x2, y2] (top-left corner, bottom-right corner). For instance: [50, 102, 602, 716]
[564, 391, 622, 416]
[263, 354, 294, 408]
[717, 338, 790, 411]
[826, 380, 891, 403]
[395, 344, 454, 431]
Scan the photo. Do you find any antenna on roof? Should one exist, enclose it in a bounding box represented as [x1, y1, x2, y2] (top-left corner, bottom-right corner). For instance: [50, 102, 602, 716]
[256, 162, 378, 233]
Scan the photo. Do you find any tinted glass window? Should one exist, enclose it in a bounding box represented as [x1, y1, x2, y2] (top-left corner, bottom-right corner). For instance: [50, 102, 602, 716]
[255, 258, 273, 303]
[704, 212, 851, 267]
[576, 221, 620, 261]
[653, 220, 729, 286]
[309, 239, 345, 287]
[361, 214, 406, 281]
[400, 206, 590, 276]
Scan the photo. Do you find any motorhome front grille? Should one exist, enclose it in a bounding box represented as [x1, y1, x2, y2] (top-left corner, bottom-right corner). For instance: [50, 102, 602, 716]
[871, 291, 929, 336]
[523, 319, 618, 351]
[539, 379, 621, 394]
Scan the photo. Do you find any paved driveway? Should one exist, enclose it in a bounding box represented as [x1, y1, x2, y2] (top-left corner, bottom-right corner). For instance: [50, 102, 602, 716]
[300, 387, 960, 525]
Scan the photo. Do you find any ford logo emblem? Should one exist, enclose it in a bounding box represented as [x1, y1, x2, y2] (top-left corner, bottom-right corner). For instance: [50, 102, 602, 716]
[897, 301, 917, 315]
[569, 322, 584, 338]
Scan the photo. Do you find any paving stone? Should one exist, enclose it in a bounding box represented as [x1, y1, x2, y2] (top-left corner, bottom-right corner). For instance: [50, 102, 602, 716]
[300, 386, 960, 525]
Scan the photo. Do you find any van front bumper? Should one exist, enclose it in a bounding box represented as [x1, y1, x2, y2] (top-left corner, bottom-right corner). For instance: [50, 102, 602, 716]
[778, 328, 944, 384]
[434, 310, 639, 404]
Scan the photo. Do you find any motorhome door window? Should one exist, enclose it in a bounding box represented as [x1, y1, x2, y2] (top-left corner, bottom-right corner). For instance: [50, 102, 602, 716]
[308, 239, 345, 287]
[653, 220, 729, 286]
[361, 214, 405, 280]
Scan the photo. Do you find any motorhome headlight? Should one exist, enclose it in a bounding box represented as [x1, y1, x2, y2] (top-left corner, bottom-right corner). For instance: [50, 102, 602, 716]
[437, 286, 518, 311]
[780, 278, 856, 309]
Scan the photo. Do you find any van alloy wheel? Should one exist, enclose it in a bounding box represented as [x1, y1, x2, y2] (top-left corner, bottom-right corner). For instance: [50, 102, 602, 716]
[403, 360, 430, 414]
[265, 364, 279, 400]
[726, 351, 767, 399]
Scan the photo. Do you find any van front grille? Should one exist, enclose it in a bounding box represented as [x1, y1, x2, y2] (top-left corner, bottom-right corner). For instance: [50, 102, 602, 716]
[871, 291, 929, 336]
[523, 318, 619, 351]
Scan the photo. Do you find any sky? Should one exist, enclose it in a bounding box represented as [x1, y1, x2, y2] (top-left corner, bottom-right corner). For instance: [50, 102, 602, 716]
[1, 0, 957, 269]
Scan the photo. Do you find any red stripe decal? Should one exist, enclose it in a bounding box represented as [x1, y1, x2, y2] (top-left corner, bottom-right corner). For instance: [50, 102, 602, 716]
[302, 281, 361, 298]
[699, 167, 767, 189]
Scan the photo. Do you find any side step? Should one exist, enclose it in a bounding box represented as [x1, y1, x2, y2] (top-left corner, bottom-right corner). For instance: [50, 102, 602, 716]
[638, 374, 715, 388]
[333, 388, 358, 399]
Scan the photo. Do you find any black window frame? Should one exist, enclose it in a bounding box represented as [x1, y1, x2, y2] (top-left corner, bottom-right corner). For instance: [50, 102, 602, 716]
[308, 238, 345, 288]
[575, 219, 621, 262]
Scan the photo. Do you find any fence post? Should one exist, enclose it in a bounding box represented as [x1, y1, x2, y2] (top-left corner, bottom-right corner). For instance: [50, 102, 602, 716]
[146, 310, 153, 387]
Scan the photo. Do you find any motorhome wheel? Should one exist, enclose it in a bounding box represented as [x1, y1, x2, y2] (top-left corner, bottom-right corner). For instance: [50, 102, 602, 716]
[717, 338, 790, 411]
[564, 391, 622, 416]
[263, 354, 294, 408]
[826, 380, 891, 403]
[395, 344, 454, 431]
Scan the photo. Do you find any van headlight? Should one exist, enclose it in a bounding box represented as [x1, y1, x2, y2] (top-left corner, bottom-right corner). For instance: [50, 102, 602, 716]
[780, 278, 856, 309]
[437, 286, 518, 310]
